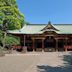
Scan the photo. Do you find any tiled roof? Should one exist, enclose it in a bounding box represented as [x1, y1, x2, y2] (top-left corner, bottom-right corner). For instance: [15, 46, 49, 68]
[7, 24, 72, 34]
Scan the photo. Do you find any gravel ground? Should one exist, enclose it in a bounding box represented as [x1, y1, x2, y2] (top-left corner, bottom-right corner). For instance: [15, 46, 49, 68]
[0, 52, 72, 72]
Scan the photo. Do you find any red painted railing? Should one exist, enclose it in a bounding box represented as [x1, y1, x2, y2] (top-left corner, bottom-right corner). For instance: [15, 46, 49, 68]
[64, 45, 72, 51]
[12, 45, 23, 49]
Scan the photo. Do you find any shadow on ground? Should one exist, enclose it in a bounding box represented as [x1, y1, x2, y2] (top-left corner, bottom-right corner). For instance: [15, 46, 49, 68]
[37, 65, 72, 72]
[37, 52, 72, 72]
[63, 52, 72, 66]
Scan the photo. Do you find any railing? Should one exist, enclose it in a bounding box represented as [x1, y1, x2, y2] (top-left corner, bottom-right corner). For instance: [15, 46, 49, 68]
[64, 45, 72, 51]
[12, 45, 23, 49]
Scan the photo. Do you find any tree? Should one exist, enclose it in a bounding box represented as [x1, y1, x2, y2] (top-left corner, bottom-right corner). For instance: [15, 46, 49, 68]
[0, 0, 24, 30]
[0, 0, 24, 48]
[0, 32, 20, 48]
[5, 35, 20, 47]
[0, 30, 3, 46]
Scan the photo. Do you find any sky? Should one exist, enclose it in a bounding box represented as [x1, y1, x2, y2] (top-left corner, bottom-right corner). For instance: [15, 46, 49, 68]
[17, 0, 72, 24]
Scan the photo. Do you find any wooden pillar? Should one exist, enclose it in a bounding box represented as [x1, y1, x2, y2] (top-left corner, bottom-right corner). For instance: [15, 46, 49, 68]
[42, 39, 44, 51]
[65, 37, 68, 51]
[55, 38, 58, 51]
[71, 39, 72, 45]
[24, 35, 26, 46]
[22, 35, 27, 52]
[32, 38, 35, 51]
[65, 37, 68, 46]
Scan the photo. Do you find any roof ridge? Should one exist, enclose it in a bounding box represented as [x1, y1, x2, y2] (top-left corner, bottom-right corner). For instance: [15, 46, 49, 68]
[27, 24, 72, 25]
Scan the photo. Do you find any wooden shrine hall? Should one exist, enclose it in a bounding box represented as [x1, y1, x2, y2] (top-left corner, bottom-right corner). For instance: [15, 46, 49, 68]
[8, 21, 72, 52]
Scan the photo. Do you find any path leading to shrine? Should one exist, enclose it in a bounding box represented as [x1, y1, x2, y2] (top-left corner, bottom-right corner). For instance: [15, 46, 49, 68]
[0, 52, 72, 72]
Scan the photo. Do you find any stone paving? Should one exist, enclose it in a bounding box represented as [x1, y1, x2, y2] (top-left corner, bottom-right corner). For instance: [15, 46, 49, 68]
[0, 52, 72, 72]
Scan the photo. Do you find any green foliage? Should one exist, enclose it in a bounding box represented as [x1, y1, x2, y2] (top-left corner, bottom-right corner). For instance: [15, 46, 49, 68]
[0, 0, 25, 48]
[0, 0, 24, 48]
[5, 35, 20, 46]
[0, 30, 3, 44]
[0, 31, 20, 47]
[0, 0, 24, 30]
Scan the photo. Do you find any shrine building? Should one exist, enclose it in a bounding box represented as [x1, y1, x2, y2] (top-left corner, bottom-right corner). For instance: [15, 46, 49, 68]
[8, 21, 72, 52]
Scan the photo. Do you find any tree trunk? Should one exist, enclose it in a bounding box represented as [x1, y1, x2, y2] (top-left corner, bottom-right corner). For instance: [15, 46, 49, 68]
[3, 32, 6, 49]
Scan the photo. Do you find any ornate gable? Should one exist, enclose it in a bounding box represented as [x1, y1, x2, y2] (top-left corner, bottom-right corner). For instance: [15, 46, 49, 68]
[41, 21, 59, 31]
